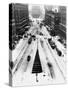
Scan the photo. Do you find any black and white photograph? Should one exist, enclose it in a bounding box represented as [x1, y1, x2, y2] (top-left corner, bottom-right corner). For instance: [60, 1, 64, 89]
[9, 3, 66, 86]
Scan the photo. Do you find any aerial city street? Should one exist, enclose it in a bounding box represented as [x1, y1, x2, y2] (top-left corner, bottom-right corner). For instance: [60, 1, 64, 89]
[9, 3, 66, 86]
